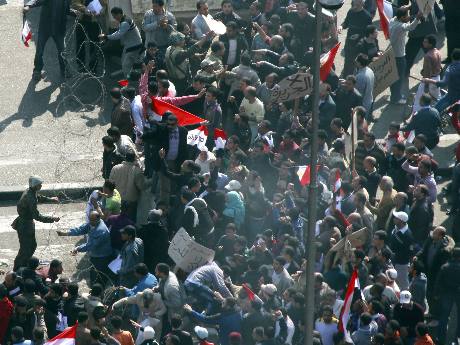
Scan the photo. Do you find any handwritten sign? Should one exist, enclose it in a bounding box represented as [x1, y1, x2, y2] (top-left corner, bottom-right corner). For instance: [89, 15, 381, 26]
[369, 48, 398, 97]
[168, 228, 215, 272]
[271, 72, 313, 103]
[416, 0, 435, 17]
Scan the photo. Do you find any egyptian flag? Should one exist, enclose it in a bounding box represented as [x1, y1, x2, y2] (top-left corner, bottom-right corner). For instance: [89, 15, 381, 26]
[214, 128, 227, 149]
[242, 283, 264, 304]
[22, 19, 32, 47]
[151, 98, 204, 126]
[338, 269, 363, 342]
[320, 43, 341, 82]
[187, 126, 227, 150]
[296, 165, 321, 186]
[333, 170, 342, 193]
[45, 324, 77, 345]
[376, 0, 393, 39]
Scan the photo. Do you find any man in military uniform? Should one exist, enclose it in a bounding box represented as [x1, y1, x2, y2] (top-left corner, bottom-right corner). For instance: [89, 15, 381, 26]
[13, 176, 60, 271]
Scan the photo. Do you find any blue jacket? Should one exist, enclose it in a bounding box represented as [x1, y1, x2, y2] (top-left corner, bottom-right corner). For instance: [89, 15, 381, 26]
[69, 221, 113, 258]
[126, 273, 158, 296]
[190, 310, 242, 345]
[437, 61, 460, 100]
[401, 106, 441, 142]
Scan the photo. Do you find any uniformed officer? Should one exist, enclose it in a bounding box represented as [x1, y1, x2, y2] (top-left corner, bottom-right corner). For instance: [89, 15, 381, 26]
[13, 176, 60, 271]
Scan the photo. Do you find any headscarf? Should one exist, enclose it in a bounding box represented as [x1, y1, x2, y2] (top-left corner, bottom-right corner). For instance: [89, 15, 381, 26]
[223, 191, 245, 227]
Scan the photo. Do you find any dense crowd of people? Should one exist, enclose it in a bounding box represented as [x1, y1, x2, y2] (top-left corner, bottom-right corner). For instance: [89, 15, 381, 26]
[4, 0, 460, 344]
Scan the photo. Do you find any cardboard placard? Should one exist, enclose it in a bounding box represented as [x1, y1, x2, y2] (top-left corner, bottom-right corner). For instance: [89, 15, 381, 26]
[416, 0, 435, 18]
[369, 48, 399, 96]
[270, 72, 313, 103]
[168, 228, 215, 272]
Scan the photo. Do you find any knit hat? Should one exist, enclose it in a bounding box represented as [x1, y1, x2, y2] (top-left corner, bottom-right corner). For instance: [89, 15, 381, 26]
[143, 326, 155, 340]
[29, 175, 43, 188]
[194, 326, 208, 340]
[169, 32, 185, 45]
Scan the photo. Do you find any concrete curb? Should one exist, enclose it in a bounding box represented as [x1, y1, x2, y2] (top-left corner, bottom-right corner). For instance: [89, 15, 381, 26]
[0, 182, 103, 203]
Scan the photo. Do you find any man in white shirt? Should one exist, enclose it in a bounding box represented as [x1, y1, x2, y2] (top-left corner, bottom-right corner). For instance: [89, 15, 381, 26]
[389, 8, 422, 104]
[314, 305, 338, 345]
[124, 87, 144, 142]
[238, 86, 265, 141]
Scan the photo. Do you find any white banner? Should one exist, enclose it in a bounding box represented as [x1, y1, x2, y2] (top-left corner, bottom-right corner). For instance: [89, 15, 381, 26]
[168, 228, 215, 272]
[187, 126, 208, 150]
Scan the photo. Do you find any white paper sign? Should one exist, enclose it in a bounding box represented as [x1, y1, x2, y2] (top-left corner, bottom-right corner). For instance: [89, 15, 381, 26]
[87, 0, 103, 15]
[204, 15, 226, 35]
[108, 255, 122, 273]
[168, 228, 215, 272]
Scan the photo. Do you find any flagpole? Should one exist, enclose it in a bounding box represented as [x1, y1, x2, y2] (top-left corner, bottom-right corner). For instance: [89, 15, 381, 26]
[351, 109, 356, 171]
[304, 2, 322, 345]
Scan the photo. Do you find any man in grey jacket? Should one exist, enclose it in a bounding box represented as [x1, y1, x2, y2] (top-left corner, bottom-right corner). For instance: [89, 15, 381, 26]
[155, 263, 186, 318]
[143, 0, 176, 49]
[100, 7, 143, 77]
[119, 225, 144, 288]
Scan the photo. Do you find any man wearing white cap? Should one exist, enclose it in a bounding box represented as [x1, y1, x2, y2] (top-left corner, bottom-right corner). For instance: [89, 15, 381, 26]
[392, 290, 424, 344]
[12, 176, 60, 270]
[388, 211, 415, 290]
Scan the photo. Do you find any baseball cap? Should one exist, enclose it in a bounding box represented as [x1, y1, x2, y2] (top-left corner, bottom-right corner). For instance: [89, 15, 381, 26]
[399, 290, 412, 304]
[392, 211, 408, 222]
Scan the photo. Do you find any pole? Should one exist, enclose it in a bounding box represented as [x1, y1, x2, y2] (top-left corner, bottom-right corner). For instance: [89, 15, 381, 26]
[305, 3, 322, 345]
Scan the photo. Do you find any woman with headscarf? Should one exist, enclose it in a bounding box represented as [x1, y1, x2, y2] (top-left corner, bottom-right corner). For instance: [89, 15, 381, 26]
[222, 191, 245, 228]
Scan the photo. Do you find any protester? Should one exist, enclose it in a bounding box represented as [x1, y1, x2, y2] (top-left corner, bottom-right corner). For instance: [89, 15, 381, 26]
[9, 0, 460, 344]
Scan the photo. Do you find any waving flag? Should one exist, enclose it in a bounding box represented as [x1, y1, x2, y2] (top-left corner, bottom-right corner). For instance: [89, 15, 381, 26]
[320, 43, 341, 81]
[151, 98, 204, 126]
[45, 324, 77, 345]
[22, 19, 32, 47]
[333, 170, 342, 193]
[214, 128, 227, 148]
[242, 283, 263, 304]
[339, 269, 363, 342]
[376, 0, 393, 39]
[296, 165, 321, 186]
[187, 126, 228, 150]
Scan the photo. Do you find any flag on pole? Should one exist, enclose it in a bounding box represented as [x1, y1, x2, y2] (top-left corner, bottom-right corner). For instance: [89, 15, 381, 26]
[297, 165, 311, 186]
[376, 0, 393, 39]
[320, 43, 341, 81]
[45, 324, 77, 345]
[21, 19, 32, 47]
[333, 170, 342, 193]
[338, 269, 362, 342]
[296, 165, 321, 186]
[151, 98, 204, 126]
